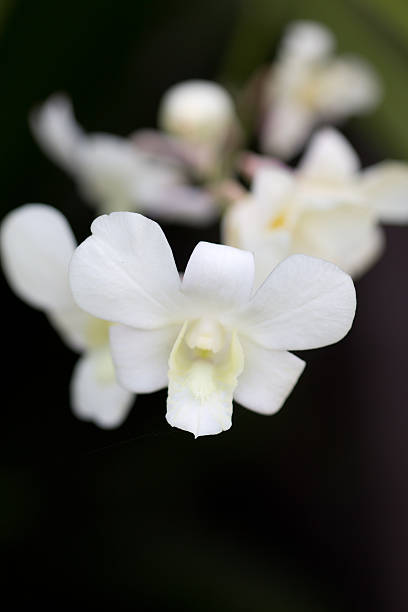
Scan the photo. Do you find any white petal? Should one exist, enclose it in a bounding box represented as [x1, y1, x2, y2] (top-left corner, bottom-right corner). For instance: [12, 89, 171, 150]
[222, 197, 264, 252]
[222, 198, 247, 249]
[298, 128, 360, 181]
[140, 183, 218, 225]
[30, 94, 83, 172]
[132, 129, 211, 174]
[47, 306, 91, 352]
[166, 323, 244, 437]
[280, 21, 334, 62]
[240, 254, 356, 351]
[75, 134, 145, 213]
[296, 180, 363, 211]
[260, 102, 315, 159]
[70, 212, 183, 328]
[110, 323, 181, 393]
[71, 349, 134, 429]
[166, 380, 233, 437]
[48, 310, 111, 353]
[346, 226, 384, 279]
[316, 56, 382, 119]
[253, 165, 294, 220]
[222, 198, 292, 287]
[251, 232, 292, 287]
[181, 242, 255, 312]
[133, 153, 220, 222]
[360, 161, 408, 224]
[1, 204, 76, 310]
[293, 204, 384, 277]
[131, 128, 190, 161]
[234, 338, 305, 414]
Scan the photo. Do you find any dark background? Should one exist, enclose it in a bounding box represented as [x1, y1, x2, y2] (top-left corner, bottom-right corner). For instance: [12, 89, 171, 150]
[1, 1, 408, 610]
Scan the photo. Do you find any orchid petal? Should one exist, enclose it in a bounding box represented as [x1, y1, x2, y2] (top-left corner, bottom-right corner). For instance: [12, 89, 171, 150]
[251, 232, 292, 287]
[294, 204, 384, 277]
[223, 199, 292, 286]
[131, 129, 190, 162]
[140, 184, 218, 225]
[317, 56, 382, 119]
[280, 21, 334, 62]
[1, 204, 76, 311]
[253, 165, 294, 220]
[166, 323, 244, 437]
[360, 161, 408, 224]
[47, 306, 91, 352]
[234, 338, 305, 414]
[71, 349, 133, 429]
[260, 103, 315, 159]
[70, 212, 183, 328]
[75, 134, 146, 212]
[30, 94, 83, 172]
[222, 198, 265, 252]
[110, 323, 181, 393]
[240, 254, 356, 351]
[181, 242, 255, 312]
[298, 128, 360, 181]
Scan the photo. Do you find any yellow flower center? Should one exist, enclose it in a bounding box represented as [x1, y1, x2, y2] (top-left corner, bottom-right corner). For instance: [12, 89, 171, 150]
[268, 210, 288, 230]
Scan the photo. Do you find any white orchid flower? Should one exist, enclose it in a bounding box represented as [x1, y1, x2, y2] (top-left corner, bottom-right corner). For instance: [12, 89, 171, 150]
[69, 211, 356, 438]
[224, 128, 408, 285]
[1, 204, 133, 428]
[30, 94, 217, 224]
[260, 20, 382, 159]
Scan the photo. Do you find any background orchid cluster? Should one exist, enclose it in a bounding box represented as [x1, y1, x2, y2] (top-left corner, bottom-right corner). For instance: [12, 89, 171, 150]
[2, 20, 408, 436]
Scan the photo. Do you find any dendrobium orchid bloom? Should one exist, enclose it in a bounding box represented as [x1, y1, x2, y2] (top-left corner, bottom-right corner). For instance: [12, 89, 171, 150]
[260, 20, 382, 159]
[69, 211, 356, 438]
[1, 204, 133, 428]
[224, 128, 408, 285]
[30, 94, 217, 224]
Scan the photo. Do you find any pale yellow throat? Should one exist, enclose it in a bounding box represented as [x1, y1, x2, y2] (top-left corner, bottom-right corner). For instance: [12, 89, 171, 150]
[168, 318, 244, 402]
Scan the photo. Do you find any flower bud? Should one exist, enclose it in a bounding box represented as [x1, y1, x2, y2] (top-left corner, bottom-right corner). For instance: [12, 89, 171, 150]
[158, 80, 236, 147]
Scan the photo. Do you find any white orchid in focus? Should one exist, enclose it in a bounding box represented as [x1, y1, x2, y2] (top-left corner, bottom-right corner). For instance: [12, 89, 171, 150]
[260, 20, 382, 159]
[224, 128, 408, 285]
[1, 204, 133, 428]
[69, 211, 356, 438]
[30, 94, 218, 224]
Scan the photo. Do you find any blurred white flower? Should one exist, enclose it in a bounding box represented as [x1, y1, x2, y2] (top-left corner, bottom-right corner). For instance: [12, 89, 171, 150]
[260, 20, 382, 159]
[159, 80, 236, 146]
[70, 211, 356, 438]
[1, 204, 133, 428]
[156, 79, 241, 180]
[30, 94, 217, 224]
[224, 128, 408, 285]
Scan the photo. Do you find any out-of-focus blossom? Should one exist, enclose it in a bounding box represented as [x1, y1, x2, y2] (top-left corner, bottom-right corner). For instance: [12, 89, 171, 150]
[70, 211, 356, 438]
[134, 80, 241, 183]
[1, 204, 133, 428]
[260, 20, 382, 159]
[30, 94, 218, 224]
[159, 80, 236, 148]
[224, 129, 408, 285]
